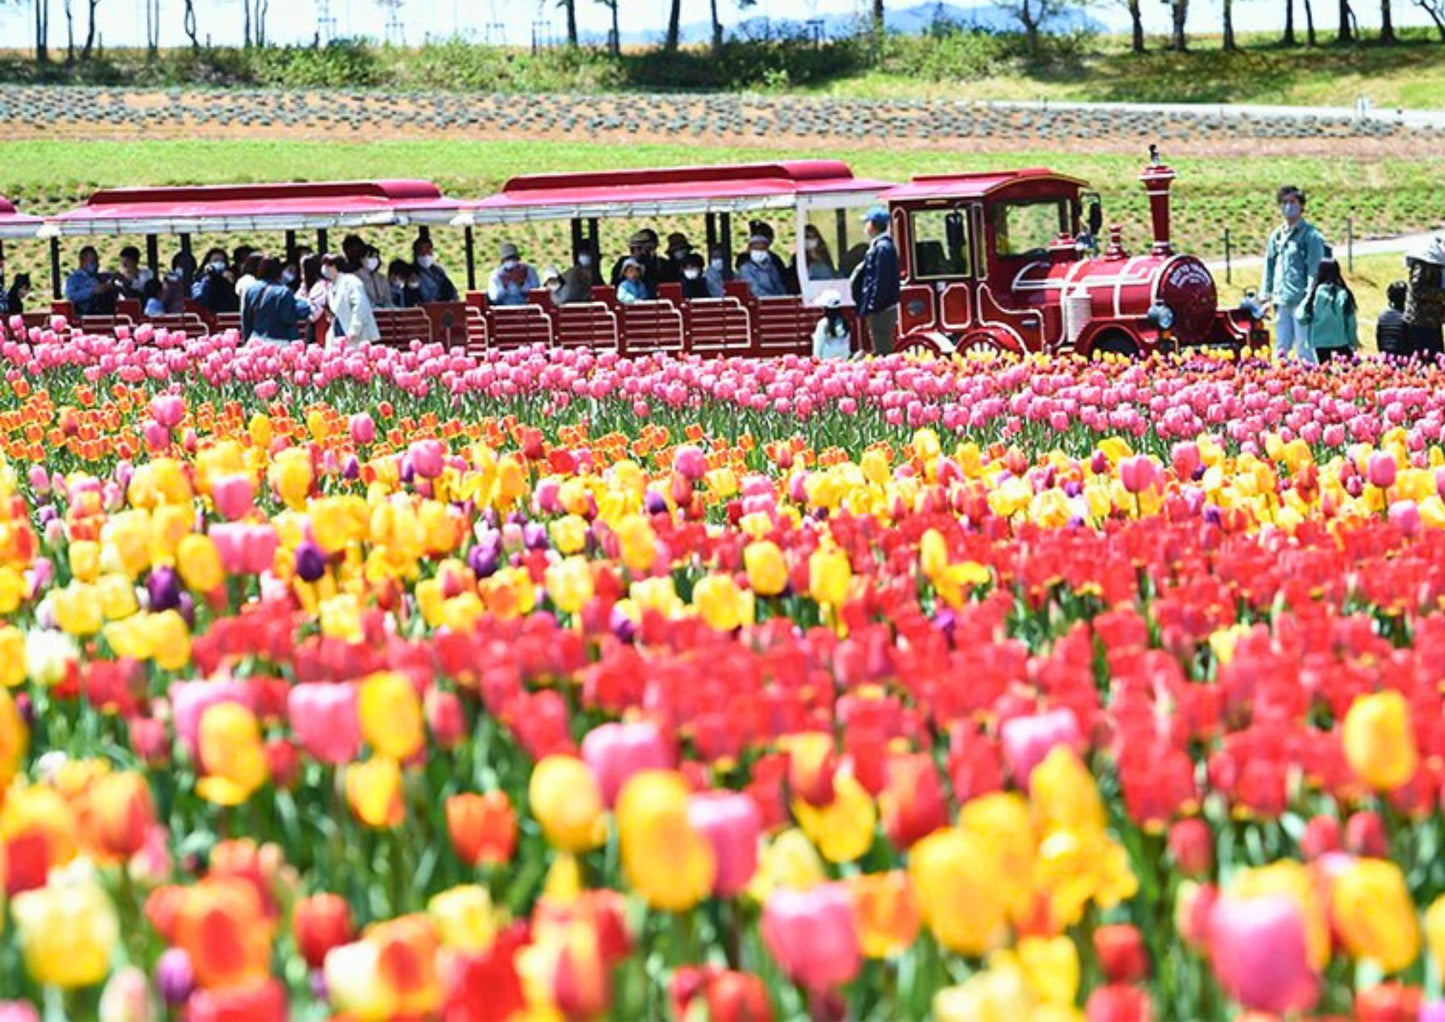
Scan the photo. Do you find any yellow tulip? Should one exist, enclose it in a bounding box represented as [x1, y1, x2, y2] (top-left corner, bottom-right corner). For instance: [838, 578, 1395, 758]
[54, 583, 103, 637]
[11, 878, 120, 989]
[528, 756, 604, 853]
[1029, 746, 1106, 838]
[1330, 858, 1420, 973]
[743, 541, 788, 597]
[0, 625, 24, 688]
[1342, 690, 1418, 791]
[910, 827, 1010, 955]
[792, 771, 877, 864]
[0, 685, 26, 788]
[549, 515, 589, 556]
[358, 672, 424, 761]
[69, 540, 100, 584]
[615, 514, 658, 575]
[270, 449, 314, 510]
[96, 575, 138, 620]
[808, 547, 852, 606]
[693, 573, 751, 632]
[177, 534, 224, 593]
[544, 556, 594, 615]
[1426, 894, 1445, 975]
[345, 757, 405, 829]
[427, 885, 498, 952]
[959, 792, 1036, 919]
[145, 610, 191, 671]
[1018, 936, 1080, 1007]
[616, 770, 716, 913]
[196, 702, 269, 806]
[748, 828, 827, 901]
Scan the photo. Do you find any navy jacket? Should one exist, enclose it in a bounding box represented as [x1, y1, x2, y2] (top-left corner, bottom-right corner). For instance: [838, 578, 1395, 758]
[242, 282, 311, 343]
[855, 234, 900, 315]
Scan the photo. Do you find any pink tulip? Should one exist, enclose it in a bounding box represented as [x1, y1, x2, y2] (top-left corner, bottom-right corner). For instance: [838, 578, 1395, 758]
[1000, 708, 1081, 785]
[287, 683, 361, 765]
[210, 474, 256, 522]
[761, 883, 862, 993]
[349, 412, 376, 445]
[673, 445, 706, 481]
[409, 439, 445, 480]
[1389, 499, 1421, 536]
[142, 419, 170, 453]
[209, 522, 278, 575]
[580, 721, 673, 806]
[1367, 451, 1398, 489]
[150, 393, 185, 429]
[1118, 455, 1161, 494]
[687, 792, 761, 898]
[1207, 893, 1318, 1014]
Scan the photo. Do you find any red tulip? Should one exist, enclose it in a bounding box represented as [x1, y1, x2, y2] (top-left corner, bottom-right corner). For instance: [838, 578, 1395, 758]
[1166, 818, 1213, 877]
[1086, 984, 1153, 1022]
[293, 893, 353, 970]
[1095, 924, 1149, 983]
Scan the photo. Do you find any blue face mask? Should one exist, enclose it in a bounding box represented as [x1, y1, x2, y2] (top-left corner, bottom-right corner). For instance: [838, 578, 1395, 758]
[1281, 202, 1301, 220]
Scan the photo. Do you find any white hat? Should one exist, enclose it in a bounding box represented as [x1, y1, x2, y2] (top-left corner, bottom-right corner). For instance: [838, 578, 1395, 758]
[814, 289, 844, 309]
[540, 265, 562, 283]
[1407, 236, 1445, 266]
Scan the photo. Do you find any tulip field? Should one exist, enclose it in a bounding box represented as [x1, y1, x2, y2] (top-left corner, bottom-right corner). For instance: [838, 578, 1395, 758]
[7, 316, 1445, 1020]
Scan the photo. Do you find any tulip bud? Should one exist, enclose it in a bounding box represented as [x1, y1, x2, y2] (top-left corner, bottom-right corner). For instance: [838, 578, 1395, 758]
[1166, 818, 1214, 877]
[1094, 924, 1149, 983]
[154, 948, 194, 1007]
[293, 893, 354, 970]
[349, 413, 375, 445]
[425, 688, 467, 750]
[1300, 814, 1342, 860]
[1366, 451, 1398, 489]
[1343, 811, 1387, 858]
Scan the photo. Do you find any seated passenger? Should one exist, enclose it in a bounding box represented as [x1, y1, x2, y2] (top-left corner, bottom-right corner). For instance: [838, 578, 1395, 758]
[799, 224, 839, 281]
[616, 259, 648, 305]
[65, 245, 118, 316]
[4, 273, 31, 316]
[736, 220, 792, 291]
[117, 245, 153, 299]
[387, 260, 421, 309]
[557, 247, 596, 305]
[611, 230, 660, 297]
[705, 247, 728, 298]
[680, 253, 713, 300]
[540, 266, 565, 305]
[739, 234, 789, 299]
[413, 236, 459, 303]
[356, 245, 392, 310]
[192, 248, 240, 315]
[158, 272, 187, 315]
[660, 232, 693, 285]
[488, 243, 540, 307]
[142, 279, 165, 318]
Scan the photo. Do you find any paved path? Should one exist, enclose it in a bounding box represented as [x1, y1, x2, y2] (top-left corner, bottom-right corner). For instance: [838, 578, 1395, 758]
[1205, 230, 1441, 272]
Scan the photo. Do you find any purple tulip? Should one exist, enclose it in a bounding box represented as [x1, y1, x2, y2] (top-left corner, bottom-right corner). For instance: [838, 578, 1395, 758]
[523, 521, 549, 551]
[294, 542, 327, 583]
[155, 948, 194, 1007]
[147, 566, 181, 612]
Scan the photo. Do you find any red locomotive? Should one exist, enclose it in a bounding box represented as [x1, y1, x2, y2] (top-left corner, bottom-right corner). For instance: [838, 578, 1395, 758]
[884, 148, 1266, 358]
[20, 149, 1264, 359]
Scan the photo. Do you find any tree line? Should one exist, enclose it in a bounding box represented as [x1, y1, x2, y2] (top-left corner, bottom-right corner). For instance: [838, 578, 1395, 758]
[4, 0, 1442, 68]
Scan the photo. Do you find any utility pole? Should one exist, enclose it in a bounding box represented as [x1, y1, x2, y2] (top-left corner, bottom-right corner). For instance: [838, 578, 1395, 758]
[317, 0, 338, 42]
[380, 0, 405, 44]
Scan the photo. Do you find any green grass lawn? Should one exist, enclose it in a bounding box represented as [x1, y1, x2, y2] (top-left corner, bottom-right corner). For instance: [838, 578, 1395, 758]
[0, 138, 1438, 292]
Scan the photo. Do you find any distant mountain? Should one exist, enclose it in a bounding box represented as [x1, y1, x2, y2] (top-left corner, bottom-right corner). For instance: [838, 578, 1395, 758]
[608, 2, 1106, 46]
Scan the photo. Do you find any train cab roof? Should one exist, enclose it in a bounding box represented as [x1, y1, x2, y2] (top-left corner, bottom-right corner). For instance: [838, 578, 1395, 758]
[882, 168, 1089, 204]
[0, 196, 43, 239]
[39, 180, 466, 237]
[456, 160, 892, 226]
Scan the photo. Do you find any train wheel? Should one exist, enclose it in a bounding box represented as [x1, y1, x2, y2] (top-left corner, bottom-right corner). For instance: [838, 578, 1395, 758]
[1089, 331, 1140, 362]
[895, 333, 944, 357]
[956, 332, 1006, 360]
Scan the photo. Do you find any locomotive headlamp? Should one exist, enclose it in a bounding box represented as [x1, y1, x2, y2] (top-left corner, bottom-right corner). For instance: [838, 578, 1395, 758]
[1147, 301, 1176, 330]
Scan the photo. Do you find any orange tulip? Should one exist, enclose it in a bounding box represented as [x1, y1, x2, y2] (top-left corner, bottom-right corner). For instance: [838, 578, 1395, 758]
[172, 877, 275, 990]
[83, 770, 156, 861]
[293, 893, 354, 971]
[445, 792, 518, 867]
[849, 871, 921, 958]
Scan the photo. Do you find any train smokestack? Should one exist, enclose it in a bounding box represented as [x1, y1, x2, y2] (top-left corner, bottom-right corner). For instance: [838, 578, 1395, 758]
[1139, 144, 1176, 257]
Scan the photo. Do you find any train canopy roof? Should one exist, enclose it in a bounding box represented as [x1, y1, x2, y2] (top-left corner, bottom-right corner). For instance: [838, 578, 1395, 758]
[881, 168, 1089, 203]
[39, 180, 465, 238]
[455, 161, 892, 226]
[0, 196, 43, 240]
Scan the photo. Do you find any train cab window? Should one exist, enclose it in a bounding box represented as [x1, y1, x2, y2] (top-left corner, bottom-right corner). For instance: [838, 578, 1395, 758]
[909, 209, 971, 280]
[992, 198, 1069, 258]
[799, 202, 873, 303]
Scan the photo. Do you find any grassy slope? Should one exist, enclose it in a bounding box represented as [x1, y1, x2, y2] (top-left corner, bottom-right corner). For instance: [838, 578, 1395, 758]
[0, 139, 1436, 298]
[823, 33, 1445, 107]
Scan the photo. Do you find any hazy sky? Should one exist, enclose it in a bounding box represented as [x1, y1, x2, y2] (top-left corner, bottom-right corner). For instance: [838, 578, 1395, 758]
[0, 0, 1422, 51]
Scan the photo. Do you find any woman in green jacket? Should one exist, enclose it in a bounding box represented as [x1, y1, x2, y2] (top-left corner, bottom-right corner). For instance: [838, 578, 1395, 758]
[1297, 259, 1358, 363]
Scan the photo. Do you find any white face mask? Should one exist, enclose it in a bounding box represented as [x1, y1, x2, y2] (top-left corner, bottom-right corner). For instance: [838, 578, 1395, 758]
[501, 259, 520, 271]
[282, 270, 297, 284]
[710, 258, 724, 272]
[417, 255, 435, 270]
[323, 266, 339, 282]
[749, 249, 770, 265]
[390, 277, 404, 288]
[806, 238, 821, 251]
[683, 268, 702, 280]
[210, 260, 227, 273]
[364, 257, 380, 272]
[577, 254, 593, 267]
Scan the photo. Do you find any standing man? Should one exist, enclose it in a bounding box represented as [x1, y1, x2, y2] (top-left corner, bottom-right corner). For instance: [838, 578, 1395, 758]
[1260, 185, 1327, 364]
[853, 207, 899, 357]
